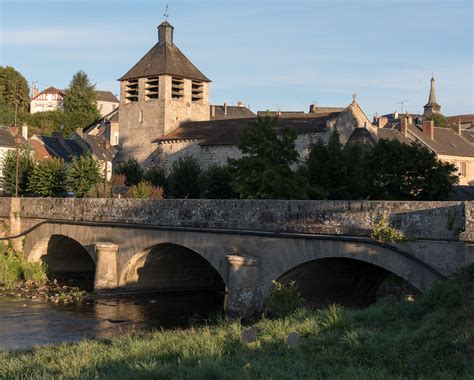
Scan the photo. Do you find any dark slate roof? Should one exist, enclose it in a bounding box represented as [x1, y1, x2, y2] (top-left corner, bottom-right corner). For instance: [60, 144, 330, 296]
[377, 128, 411, 144]
[446, 114, 474, 125]
[210, 105, 256, 120]
[461, 130, 474, 144]
[346, 127, 376, 146]
[157, 115, 332, 146]
[84, 107, 120, 135]
[96, 91, 119, 103]
[35, 135, 84, 162]
[257, 110, 342, 119]
[82, 134, 116, 161]
[119, 42, 210, 82]
[0, 127, 17, 148]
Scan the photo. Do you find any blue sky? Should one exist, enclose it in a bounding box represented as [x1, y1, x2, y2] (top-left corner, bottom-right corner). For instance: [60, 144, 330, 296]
[1, 0, 473, 117]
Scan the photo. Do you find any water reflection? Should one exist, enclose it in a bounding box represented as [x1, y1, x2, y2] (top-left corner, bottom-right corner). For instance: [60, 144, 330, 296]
[0, 291, 225, 351]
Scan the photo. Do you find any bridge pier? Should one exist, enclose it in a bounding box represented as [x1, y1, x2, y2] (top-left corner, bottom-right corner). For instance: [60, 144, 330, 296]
[226, 254, 260, 319]
[94, 243, 119, 292]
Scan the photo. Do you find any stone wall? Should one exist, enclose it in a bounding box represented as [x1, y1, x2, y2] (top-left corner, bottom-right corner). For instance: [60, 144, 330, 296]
[17, 198, 466, 241]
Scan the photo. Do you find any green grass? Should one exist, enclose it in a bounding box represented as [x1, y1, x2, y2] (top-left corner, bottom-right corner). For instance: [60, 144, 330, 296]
[0, 242, 47, 290]
[1, 266, 473, 379]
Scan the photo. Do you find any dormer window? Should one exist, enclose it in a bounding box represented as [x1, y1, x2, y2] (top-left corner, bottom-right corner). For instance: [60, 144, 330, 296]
[192, 81, 204, 102]
[125, 79, 138, 103]
[145, 77, 159, 101]
[171, 77, 184, 99]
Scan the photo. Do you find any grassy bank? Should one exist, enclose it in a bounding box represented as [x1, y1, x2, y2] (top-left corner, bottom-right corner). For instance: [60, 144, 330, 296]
[1, 266, 473, 379]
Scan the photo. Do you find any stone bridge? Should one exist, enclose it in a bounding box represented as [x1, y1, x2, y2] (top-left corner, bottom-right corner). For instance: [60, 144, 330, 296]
[2, 198, 474, 317]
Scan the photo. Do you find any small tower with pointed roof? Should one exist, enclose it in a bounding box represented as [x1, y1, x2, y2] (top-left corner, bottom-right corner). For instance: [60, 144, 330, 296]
[423, 76, 441, 116]
[118, 19, 211, 165]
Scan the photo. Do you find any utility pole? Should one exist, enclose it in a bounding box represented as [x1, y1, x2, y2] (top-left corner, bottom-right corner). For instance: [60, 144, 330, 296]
[15, 131, 21, 197]
[103, 140, 110, 197]
[396, 100, 408, 114]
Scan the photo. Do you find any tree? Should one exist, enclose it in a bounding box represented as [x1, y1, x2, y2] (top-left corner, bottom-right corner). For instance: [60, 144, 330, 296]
[63, 71, 100, 135]
[26, 110, 68, 136]
[144, 166, 167, 189]
[425, 113, 447, 128]
[115, 158, 144, 186]
[0, 66, 30, 112]
[1, 143, 34, 195]
[167, 155, 202, 198]
[229, 116, 306, 199]
[366, 139, 458, 200]
[201, 164, 238, 199]
[28, 158, 67, 197]
[66, 155, 102, 198]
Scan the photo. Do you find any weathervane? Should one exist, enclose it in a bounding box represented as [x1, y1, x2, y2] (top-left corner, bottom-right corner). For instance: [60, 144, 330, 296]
[352, 93, 357, 102]
[164, 4, 169, 21]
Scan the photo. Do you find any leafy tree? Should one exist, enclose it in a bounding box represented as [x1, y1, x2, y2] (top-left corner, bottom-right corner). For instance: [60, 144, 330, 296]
[115, 158, 144, 186]
[26, 110, 68, 136]
[63, 70, 100, 135]
[66, 155, 102, 198]
[0, 66, 30, 112]
[1, 143, 34, 195]
[229, 116, 306, 199]
[425, 113, 447, 128]
[201, 164, 238, 199]
[28, 158, 67, 197]
[144, 166, 167, 188]
[366, 139, 458, 200]
[167, 155, 202, 198]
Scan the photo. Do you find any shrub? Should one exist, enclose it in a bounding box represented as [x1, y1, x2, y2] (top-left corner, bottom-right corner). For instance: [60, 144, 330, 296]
[200, 165, 238, 199]
[144, 166, 167, 188]
[0, 242, 47, 290]
[167, 156, 202, 198]
[370, 212, 407, 243]
[126, 181, 164, 199]
[66, 154, 102, 198]
[115, 158, 143, 186]
[28, 158, 67, 197]
[265, 280, 304, 317]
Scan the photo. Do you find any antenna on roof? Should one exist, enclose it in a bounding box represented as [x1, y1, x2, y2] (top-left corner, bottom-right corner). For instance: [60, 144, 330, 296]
[164, 4, 169, 21]
[396, 100, 408, 113]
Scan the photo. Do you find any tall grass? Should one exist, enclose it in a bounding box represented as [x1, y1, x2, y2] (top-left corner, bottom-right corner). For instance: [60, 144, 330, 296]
[0, 242, 47, 289]
[0, 265, 473, 379]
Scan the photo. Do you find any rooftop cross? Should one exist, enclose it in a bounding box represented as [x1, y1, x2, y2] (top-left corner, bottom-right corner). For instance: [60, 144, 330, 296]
[164, 4, 169, 21]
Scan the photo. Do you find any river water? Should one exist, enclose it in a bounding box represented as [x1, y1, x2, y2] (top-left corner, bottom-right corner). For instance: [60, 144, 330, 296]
[0, 291, 225, 351]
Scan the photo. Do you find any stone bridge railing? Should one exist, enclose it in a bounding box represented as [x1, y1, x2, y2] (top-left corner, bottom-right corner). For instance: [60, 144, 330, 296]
[0, 198, 473, 242]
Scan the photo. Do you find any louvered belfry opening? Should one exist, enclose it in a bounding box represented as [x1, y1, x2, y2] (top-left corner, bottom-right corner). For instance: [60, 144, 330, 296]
[125, 79, 139, 102]
[145, 77, 159, 101]
[172, 77, 184, 99]
[192, 80, 204, 102]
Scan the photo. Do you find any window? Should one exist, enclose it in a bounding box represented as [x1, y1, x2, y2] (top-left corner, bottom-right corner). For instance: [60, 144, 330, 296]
[145, 77, 159, 100]
[171, 77, 184, 99]
[461, 162, 467, 177]
[139, 110, 143, 123]
[125, 79, 139, 102]
[114, 132, 119, 146]
[192, 80, 204, 102]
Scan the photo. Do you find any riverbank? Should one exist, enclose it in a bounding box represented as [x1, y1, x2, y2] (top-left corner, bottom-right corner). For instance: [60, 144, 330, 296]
[1, 265, 473, 379]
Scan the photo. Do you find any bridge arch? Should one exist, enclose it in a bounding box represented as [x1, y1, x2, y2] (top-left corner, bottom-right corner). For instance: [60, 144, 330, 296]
[260, 237, 443, 308]
[28, 234, 96, 291]
[119, 242, 226, 293]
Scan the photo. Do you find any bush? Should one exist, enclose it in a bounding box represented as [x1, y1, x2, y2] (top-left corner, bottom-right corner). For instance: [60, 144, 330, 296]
[66, 155, 102, 198]
[201, 165, 238, 199]
[1, 143, 34, 196]
[126, 181, 164, 199]
[265, 280, 304, 317]
[370, 212, 407, 242]
[144, 166, 167, 188]
[167, 156, 202, 198]
[0, 242, 47, 290]
[28, 158, 67, 197]
[115, 158, 143, 186]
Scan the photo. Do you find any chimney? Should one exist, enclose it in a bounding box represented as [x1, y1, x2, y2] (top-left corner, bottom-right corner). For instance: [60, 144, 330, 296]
[394, 111, 399, 119]
[451, 120, 462, 135]
[158, 21, 174, 44]
[224, 102, 227, 116]
[309, 103, 317, 113]
[21, 123, 28, 140]
[400, 115, 408, 137]
[378, 116, 388, 128]
[211, 105, 216, 118]
[423, 120, 434, 140]
[75, 127, 84, 139]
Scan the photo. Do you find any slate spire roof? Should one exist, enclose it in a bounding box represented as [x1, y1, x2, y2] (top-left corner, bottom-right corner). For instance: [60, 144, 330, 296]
[119, 21, 210, 82]
[423, 76, 441, 114]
